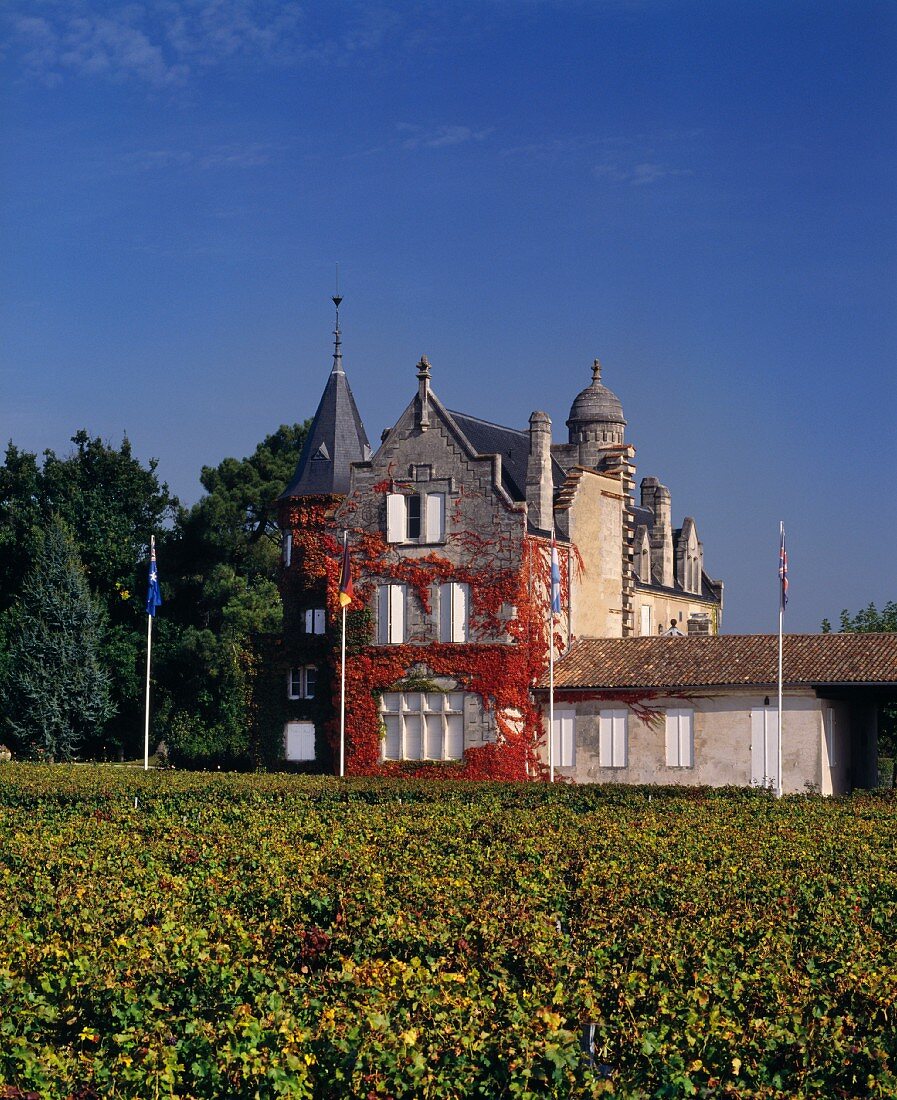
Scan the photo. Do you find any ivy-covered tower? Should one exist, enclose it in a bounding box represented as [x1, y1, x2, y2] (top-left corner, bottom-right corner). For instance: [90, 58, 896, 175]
[273, 298, 370, 767]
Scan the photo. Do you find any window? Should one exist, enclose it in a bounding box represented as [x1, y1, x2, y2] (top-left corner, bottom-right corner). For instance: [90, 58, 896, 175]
[284, 721, 315, 761]
[406, 494, 421, 539]
[288, 666, 317, 700]
[598, 709, 628, 768]
[282, 531, 292, 567]
[377, 584, 406, 644]
[386, 492, 446, 544]
[665, 708, 694, 767]
[380, 692, 465, 761]
[303, 608, 326, 634]
[639, 604, 652, 637]
[438, 582, 469, 642]
[551, 709, 576, 767]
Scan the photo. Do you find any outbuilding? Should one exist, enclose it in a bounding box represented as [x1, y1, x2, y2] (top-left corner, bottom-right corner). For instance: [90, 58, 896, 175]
[537, 633, 897, 793]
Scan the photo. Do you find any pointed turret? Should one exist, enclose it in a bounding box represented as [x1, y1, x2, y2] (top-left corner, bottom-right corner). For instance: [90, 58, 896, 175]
[280, 297, 371, 498]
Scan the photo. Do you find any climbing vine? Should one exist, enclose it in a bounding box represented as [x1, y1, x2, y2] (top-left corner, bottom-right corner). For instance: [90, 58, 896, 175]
[278, 492, 578, 781]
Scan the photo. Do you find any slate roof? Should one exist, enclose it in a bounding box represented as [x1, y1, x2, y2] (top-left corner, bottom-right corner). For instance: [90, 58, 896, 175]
[448, 410, 566, 502]
[631, 505, 654, 531]
[280, 367, 370, 498]
[538, 634, 897, 690]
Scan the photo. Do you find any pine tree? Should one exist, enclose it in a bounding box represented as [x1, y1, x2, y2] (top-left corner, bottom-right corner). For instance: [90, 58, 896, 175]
[2, 517, 115, 760]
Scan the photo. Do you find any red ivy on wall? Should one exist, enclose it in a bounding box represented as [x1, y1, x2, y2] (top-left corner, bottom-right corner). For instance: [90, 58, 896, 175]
[281, 494, 578, 781]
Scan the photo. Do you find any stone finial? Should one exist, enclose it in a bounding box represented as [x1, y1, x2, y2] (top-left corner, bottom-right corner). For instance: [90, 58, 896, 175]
[592, 358, 601, 383]
[416, 355, 431, 431]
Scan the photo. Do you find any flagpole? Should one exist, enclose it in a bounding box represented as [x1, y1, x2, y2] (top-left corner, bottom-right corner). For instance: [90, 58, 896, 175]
[339, 530, 348, 779]
[144, 610, 152, 771]
[549, 529, 557, 784]
[777, 521, 784, 798]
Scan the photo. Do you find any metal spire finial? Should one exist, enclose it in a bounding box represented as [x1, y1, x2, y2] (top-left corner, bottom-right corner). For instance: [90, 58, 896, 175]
[331, 264, 344, 374]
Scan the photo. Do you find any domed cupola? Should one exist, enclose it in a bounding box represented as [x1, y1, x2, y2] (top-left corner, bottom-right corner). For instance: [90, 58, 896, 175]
[566, 359, 626, 463]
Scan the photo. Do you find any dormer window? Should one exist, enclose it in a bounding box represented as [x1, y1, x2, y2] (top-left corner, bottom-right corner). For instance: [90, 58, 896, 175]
[386, 491, 446, 545]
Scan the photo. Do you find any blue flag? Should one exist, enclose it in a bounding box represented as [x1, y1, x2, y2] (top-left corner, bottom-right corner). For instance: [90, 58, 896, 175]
[550, 531, 561, 615]
[146, 535, 162, 617]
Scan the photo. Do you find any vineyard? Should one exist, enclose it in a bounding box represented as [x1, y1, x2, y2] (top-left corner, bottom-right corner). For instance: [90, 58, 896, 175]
[0, 767, 895, 1098]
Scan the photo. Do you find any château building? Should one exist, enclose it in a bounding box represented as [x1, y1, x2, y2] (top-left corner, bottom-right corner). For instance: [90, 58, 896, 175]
[274, 303, 723, 775]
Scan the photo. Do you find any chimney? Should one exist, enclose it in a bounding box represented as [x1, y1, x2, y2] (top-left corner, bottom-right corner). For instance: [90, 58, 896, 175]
[416, 355, 431, 431]
[526, 411, 554, 533]
[641, 476, 674, 587]
[687, 612, 711, 636]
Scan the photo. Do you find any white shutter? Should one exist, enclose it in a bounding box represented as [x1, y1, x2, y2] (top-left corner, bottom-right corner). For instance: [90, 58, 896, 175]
[282, 531, 292, 566]
[640, 604, 651, 636]
[552, 710, 576, 767]
[313, 609, 326, 634]
[377, 586, 390, 644]
[452, 583, 468, 642]
[426, 493, 445, 543]
[386, 494, 405, 543]
[404, 710, 422, 760]
[612, 711, 627, 767]
[600, 709, 627, 767]
[304, 609, 314, 633]
[751, 708, 780, 788]
[665, 708, 694, 767]
[439, 583, 452, 642]
[388, 584, 405, 643]
[383, 714, 401, 760]
[285, 721, 315, 761]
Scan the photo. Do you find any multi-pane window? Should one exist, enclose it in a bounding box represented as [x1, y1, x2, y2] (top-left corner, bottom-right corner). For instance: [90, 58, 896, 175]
[665, 708, 694, 767]
[598, 709, 628, 768]
[377, 584, 406, 644]
[284, 721, 315, 761]
[380, 692, 465, 761]
[386, 492, 446, 544]
[288, 666, 317, 700]
[551, 709, 576, 767]
[303, 609, 326, 634]
[438, 582, 469, 642]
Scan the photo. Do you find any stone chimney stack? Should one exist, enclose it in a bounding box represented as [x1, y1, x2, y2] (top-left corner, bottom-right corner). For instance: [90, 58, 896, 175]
[526, 411, 554, 533]
[641, 476, 674, 587]
[416, 355, 431, 431]
[687, 612, 711, 636]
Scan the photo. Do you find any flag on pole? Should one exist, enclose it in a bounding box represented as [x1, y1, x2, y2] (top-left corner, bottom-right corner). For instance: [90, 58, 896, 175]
[338, 533, 354, 608]
[146, 536, 162, 616]
[778, 523, 788, 609]
[550, 530, 561, 615]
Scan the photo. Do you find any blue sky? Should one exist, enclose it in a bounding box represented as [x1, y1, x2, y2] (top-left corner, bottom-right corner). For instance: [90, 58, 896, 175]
[2, 0, 895, 633]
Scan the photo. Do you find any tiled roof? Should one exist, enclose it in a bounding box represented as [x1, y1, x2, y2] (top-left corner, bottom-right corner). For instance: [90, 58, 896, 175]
[448, 410, 566, 502]
[538, 634, 897, 690]
[280, 367, 370, 498]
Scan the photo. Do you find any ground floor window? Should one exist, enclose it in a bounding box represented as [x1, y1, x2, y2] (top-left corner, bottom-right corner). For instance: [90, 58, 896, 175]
[599, 708, 628, 768]
[285, 721, 315, 761]
[665, 707, 694, 767]
[550, 709, 576, 767]
[380, 692, 465, 761]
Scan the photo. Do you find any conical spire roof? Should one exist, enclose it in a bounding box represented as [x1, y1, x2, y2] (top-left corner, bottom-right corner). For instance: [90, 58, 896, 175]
[280, 300, 370, 498]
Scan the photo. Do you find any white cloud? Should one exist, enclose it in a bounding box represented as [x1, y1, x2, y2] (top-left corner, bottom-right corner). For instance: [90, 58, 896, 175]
[593, 157, 692, 186]
[121, 142, 277, 171]
[397, 123, 493, 150]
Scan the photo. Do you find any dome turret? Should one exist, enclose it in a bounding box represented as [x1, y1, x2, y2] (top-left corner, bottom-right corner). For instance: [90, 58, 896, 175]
[566, 359, 626, 457]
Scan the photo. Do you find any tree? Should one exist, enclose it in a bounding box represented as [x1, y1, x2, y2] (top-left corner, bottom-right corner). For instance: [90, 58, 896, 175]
[1, 517, 114, 760]
[0, 432, 180, 758]
[154, 423, 309, 766]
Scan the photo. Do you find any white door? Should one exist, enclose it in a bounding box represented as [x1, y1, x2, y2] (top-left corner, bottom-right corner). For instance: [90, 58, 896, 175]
[750, 708, 780, 789]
